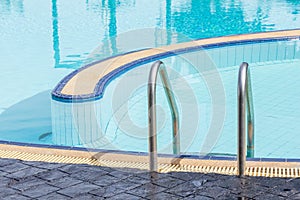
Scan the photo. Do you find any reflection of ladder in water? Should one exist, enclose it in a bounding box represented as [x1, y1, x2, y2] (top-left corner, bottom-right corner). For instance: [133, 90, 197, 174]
[147, 61, 255, 177]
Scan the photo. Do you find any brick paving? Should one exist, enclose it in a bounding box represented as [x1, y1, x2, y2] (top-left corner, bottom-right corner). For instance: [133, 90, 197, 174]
[0, 158, 300, 199]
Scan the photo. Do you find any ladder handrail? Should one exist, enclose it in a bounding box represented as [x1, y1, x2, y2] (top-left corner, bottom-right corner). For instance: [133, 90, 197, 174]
[237, 62, 255, 176]
[148, 60, 180, 172]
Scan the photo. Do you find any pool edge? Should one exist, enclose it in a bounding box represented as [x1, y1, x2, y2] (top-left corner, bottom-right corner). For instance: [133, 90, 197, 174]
[1, 143, 300, 177]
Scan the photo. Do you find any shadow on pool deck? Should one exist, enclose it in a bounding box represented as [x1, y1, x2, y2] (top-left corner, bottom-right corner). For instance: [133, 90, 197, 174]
[0, 158, 299, 199]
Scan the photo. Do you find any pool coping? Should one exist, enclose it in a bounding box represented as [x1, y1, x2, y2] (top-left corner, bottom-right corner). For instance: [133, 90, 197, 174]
[1, 142, 300, 167]
[0, 143, 300, 177]
[1, 140, 300, 163]
[51, 29, 300, 102]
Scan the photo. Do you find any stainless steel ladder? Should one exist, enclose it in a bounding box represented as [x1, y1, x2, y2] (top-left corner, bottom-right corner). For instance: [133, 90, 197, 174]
[148, 60, 180, 172]
[237, 62, 255, 176]
[147, 60, 254, 175]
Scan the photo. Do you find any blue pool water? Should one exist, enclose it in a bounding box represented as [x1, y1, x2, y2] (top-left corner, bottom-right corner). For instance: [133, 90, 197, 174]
[1, 0, 300, 158]
[51, 39, 300, 159]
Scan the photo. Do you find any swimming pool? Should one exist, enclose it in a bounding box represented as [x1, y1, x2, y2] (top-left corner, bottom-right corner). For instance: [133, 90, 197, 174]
[1, 0, 300, 159]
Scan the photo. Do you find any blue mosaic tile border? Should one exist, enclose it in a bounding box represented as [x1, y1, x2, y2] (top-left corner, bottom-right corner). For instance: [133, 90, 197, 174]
[51, 48, 150, 102]
[51, 32, 300, 103]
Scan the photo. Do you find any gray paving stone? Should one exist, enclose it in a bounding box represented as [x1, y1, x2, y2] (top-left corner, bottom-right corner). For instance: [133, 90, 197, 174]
[238, 176, 268, 188]
[0, 170, 9, 177]
[113, 167, 145, 174]
[97, 166, 116, 173]
[110, 179, 142, 190]
[109, 170, 135, 179]
[0, 187, 19, 198]
[70, 168, 108, 182]
[147, 192, 183, 200]
[195, 186, 231, 198]
[251, 176, 287, 188]
[35, 162, 66, 170]
[290, 193, 300, 200]
[166, 181, 202, 197]
[48, 176, 82, 188]
[230, 183, 267, 198]
[2, 194, 31, 200]
[184, 195, 212, 200]
[269, 183, 299, 197]
[0, 170, 9, 176]
[212, 177, 266, 198]
[1, 162, 29, 173]
[22, 161, 42, 166]
[107, 192, 142, 200]
[203, 176, 243, 191]
[216, 194, 245, 200]
[169, 172, 204, 181]
[191, 179, 207, 188]
[255, 193, 286, 200]
[154, 176, 185, 188]
[89, 185, 126, 198]
[57, 182, 100, 198]
[9, 176, 45, 191]
[137, 172, 171, 180]
[21, 184, 59, 198]
[196, 179, 216, 188]
[126, 175, 151, 185]
[0, 176, 12, 187]
[289, 178, 300, 189]
[73, 193, 101, 199]
[59, 164, 86, 174]
[38, 192, 71, 200]
[5, 166, 46, 179]
[127, 182, 167, 198]
[194, 174, 217, 183]
[36, 169, 68, 181]
[208, 174, 231, 180]
[93, 174, 120, 186]
[0, 158, 20, 167]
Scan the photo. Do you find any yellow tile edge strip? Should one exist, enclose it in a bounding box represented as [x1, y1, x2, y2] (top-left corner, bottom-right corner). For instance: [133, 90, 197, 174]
[1, 144, 300, 177]
[61, 29, 300, 96]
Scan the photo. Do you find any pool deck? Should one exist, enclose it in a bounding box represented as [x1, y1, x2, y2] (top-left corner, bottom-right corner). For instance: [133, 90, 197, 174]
[0, 157, 299, 199]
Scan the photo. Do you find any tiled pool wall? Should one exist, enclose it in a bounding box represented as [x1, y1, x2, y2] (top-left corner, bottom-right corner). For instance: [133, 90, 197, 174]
[206, 39, 300, 68]
[51, 38, 300, 154]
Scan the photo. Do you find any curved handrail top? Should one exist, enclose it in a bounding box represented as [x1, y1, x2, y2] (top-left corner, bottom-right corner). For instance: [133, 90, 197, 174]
[238, 62, 248, 95]
[52, 29, 300, 102]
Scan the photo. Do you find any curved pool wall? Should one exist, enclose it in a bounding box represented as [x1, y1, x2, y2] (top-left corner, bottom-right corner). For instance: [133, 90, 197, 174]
[51, 30, 300, 158]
